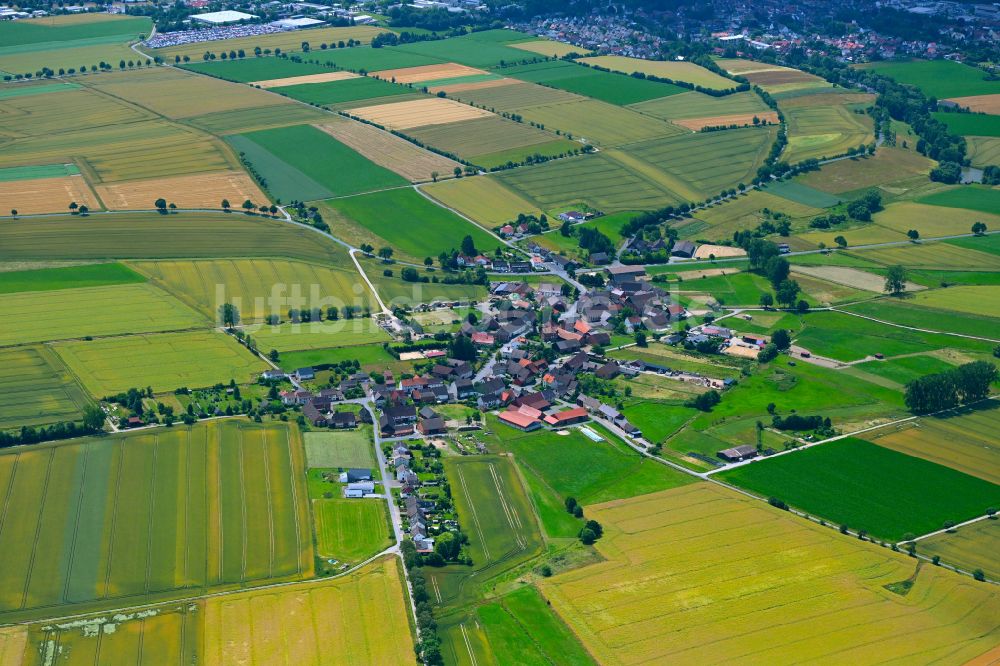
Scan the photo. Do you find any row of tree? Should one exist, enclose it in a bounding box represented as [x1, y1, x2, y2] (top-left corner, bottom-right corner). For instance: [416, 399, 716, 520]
[904, 361, 997, 413]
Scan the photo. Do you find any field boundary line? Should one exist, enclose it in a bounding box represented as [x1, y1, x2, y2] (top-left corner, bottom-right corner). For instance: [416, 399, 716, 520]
[20, 447, 56, 610]
[830, 306, 1000, 343]
[237, 426, 249, 584]
[102, 439, 127, 599]
[488, 463, 525, 549]
[261, 429, 276, 580]
[456, 464, 490, 561]
[284, 426, 307, 576]
[61, 442, 92, 604]
[143, 435, 159, 595]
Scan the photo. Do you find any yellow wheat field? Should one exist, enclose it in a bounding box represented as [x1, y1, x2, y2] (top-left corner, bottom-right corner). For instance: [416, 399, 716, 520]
[349, 97, 493, 130]
[372, 62, 487, 84]
[96, 170, 267, 210]
[673, 111, 779, 131]
[0, 175, 100, 214]
[945, 94, 1000, 114]
[430, 77, 520, 94]
[253, 70, 359, 88]
[203, 556, 414, 665]
[541, 483, 1000, 665]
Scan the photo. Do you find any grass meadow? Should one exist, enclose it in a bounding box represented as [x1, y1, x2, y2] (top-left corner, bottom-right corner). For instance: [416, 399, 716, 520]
[0, 283, 206, 346]
[858, 59, 1000, 99]
[967, 136, 1000, 167]
[918, 185, 1000, 215]
[932, 112, 1000, 138]
[499, 59, 687, 105]
[541, 483, 1000, 664]
[718, 437, 1000, 540]
[182, 57, 333, 82]
[0, 346, 92, 431]
[131, 258, 373, 323]
[405, 115, 577, 168]
[581, 55, 734, 89]
[53, 330, 267, 396]
[303, 429, 376, 469]
[0, 262, 143, 294]
[0, 420, 312, 623]
[503, 98, 680, 146]
[313, 499, 392, 562]
[247, 319, 390, 353]
[278, 343, 410, 374]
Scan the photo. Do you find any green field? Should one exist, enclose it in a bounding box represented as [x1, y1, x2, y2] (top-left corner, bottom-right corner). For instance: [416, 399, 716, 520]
[496, 97, 680, 147]
[858, 59, 1000, 99]
[228, 124, 406, 201]
[854, 354, 958, 387]
[388, 32, 540, 68]
[324, 187, 502, 260]
[500, 59, 687, 105]
[405, 116, 577, 168]
[313, 499, 391, 562]
[0, 283, 206, 346]
[313, 46, 443, 73]
[0, 346, 93, 431]
[187, 103, 331, 135]
[763, 179, 843, 207]
[0, 420, 312, 623]
[629, 89, 770, 121]
[0, 14, 151, 47]
[0, 162, 80, 181]
[0, 263, 144, 294]
[182, 57, 332, 82]
[782, 103, 873, 163]
[131, 258, 372, 323]
[278, 343, 409, 374]
[839, 297, 1000, 338]
[621, 402, 697, 444]
[426, 456, 544, 611]
[932, 112, 1000, 138]
[718, 437, 1000, 540]
[53, 330, 268, 396]
[249, 319, 390, 353]
[274, 75, 415, 106]
[458, 586, 596, 666]
[498, 153, 677, 212]
[303, 429, 375, 469]
[0, 82, 79, 100]
[360, 259, 487, 305]
[918, 185, 1000, 216]
[422, 175, 541, 227]
[0, 213, 352, 265]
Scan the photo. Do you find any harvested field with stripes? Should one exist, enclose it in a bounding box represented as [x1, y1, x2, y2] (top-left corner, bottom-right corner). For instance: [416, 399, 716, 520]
[542, 483, 1000, 665]
[580, 55, 734, 89]
[0, 282, 206, 346]
[672, 111, 779, 131]
[96, 171, 267, 210]
[0, 420, 312, 624]
[946, 93, 1000, 114]
[0, 174, 100, 215]
[53, 330, 268, 396]
[129, 258, 372, 322]
[252, 70, 357, 88]
[317, 121, 461, 183]
[0, 346, 92, 430]
[405, 116, 576, 167]
[349, 97, 493, 130]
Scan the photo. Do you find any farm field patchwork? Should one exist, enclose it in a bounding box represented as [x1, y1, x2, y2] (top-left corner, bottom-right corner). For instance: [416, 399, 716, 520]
[686, 189, 822, 240]
[186, 103, 331, 135]
[130, 258, 372, 323]
[917, 185, 1000, 216]
[580, 55, 734, 89]
[312, 499, 392, 562]
[629, 90, 770, 122]
[542, 483, 1000, 665]
[0, 213, 353, 265]
[0, 282, 206, 346]
[444, 78, 581, 111]
[349, 96, 492, 129]
[181, 58, 335, 83]
[324, 187, 503, 260]
[718, 437, 1000, 540]
[422, 175, 541, 227]
[0, 262, 144, 293]
[797, 147, 934, 194]
[252, 69, 357, 87]
[0, 173, 100, 215]
[502, 98, 680, 146]
[0, 346, 92, 430]
[0, 86, 150, 139]
[839, 296, 1000, 338]
[500, 59, 688, 105]
[866, 400, 1000, 486]
[0, 420, 311, 623]
[53, 330, 268, 396]
[405, 116, 577, 168]
[317, 121, 461, 183]
[227, 124, 406, 201]
[871, 201, 1000, 238]
[272, 75, 415, 106]
[782, 102, 874, 163]
[966, 136, 1000, 167]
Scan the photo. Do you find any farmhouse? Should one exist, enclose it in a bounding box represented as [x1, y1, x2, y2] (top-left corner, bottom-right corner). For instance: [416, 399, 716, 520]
[543, 407, 589, 427]
[498, 405, 543, 431]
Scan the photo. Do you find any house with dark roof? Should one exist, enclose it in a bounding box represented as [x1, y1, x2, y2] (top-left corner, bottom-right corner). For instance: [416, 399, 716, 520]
[418, 417, 447, 436]
[671, 240, 697, 258]
[330, 411, 357, 429]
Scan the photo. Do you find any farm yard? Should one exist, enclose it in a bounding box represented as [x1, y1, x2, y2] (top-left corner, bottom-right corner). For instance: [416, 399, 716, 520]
[0, 420, 311, 623]
[542, 483, 1000, 665]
